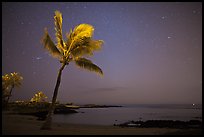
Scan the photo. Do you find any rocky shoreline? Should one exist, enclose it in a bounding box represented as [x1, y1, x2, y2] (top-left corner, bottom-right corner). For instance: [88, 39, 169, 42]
[17, 107, 78, 120]
[5, 102, 123, 120]
[114, 120, 202, 129]
[5, 102, 78, 120]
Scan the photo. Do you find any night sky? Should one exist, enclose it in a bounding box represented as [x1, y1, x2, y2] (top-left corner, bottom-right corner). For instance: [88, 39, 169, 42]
[2, 2, 202, 105]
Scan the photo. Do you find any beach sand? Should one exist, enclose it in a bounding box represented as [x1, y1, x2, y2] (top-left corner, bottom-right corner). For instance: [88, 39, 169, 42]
[2, 111, 202, 135]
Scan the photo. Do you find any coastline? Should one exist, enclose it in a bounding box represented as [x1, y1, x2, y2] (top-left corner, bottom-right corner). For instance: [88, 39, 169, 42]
[2, 112, 202, 135]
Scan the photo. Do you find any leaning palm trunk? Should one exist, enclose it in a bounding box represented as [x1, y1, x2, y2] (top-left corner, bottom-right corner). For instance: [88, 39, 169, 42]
[41, 63, 66, 130]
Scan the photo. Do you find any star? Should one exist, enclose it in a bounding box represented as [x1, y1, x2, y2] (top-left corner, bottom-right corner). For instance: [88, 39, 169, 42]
[36, 57, 42, 60]
[167, 36, 171, 39]
[161, 16, 167, 19]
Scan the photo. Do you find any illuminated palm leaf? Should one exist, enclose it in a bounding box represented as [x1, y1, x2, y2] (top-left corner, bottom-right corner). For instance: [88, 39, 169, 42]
[75, 58, 103, 76]
[42, 28, 62, 59]
[2, 74, 12, 91]
[2, 72, 23, 88]
[54, 10, 65, 52]
[72, 24, 94, 39]
[70, 39, 103, 58]
[10, 72, 23, 87]
[87, 39, 104, 51]
[68, 24, 94, 52]
[71, 46, 93, 58]
[65, 30, 72, 50]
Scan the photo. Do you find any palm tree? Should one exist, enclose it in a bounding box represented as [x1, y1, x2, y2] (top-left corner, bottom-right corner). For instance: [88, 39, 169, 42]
[2, 74, 11, 93]
[2, 74, 11, 106]
[2, 72, 23, 107]
[40, 10, 104, 130]
[30, 91, 48, 103]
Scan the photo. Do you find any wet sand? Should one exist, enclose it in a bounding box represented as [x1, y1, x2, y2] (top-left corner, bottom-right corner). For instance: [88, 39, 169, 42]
[2, 112, 202, 135]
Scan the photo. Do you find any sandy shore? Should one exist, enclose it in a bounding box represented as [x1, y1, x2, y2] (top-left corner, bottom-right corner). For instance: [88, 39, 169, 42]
[2, 111, 202, 135]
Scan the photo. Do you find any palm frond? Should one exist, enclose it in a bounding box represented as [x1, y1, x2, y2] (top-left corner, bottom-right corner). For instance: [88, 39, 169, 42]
[31, 91, 48, 102]
[2, 74, 12, 89]
[65, 29, 72, 51]
[86, 39, 104, 51]
[71, 46, 93, 58]
[54, 10, 65, 52]
[41, 28, 62, 59]
[72, 24, 94, 38]
[69, 24, 94, 52]
[70, 39, 103, 58]
[2, 72, 23, 88]
[75, 58, 103, 76]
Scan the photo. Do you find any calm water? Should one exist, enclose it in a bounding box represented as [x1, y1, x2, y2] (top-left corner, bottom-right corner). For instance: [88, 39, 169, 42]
[52, 104, 202, 126]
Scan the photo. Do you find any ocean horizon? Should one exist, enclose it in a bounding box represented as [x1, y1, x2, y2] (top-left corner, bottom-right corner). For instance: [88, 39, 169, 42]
[53, 104, 202, 126]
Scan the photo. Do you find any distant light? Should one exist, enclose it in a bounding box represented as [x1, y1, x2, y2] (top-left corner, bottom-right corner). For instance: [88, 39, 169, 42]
[36, 57, 42, 60]
[192, 103, 195, 106]
[167, 36, 171, 39]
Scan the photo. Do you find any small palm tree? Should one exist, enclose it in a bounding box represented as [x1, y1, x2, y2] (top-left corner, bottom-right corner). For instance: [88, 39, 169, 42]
[2, 72, 23, 107]
[2, 74, 11, 105]
[2, 74, 11, 93]
[30, 91, 48, 102]
[40, 10, 104, 130]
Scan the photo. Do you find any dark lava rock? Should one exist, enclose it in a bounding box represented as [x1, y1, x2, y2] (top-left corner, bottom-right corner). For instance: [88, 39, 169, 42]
[116, 120, 202, 129]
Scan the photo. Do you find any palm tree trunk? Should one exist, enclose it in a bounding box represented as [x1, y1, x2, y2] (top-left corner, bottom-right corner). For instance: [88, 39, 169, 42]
[40, 63, 66, 130]
[5, 85, 14, 108]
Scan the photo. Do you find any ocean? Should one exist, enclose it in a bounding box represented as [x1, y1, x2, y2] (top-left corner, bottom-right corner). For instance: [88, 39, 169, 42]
[52, 104, 202, 126]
